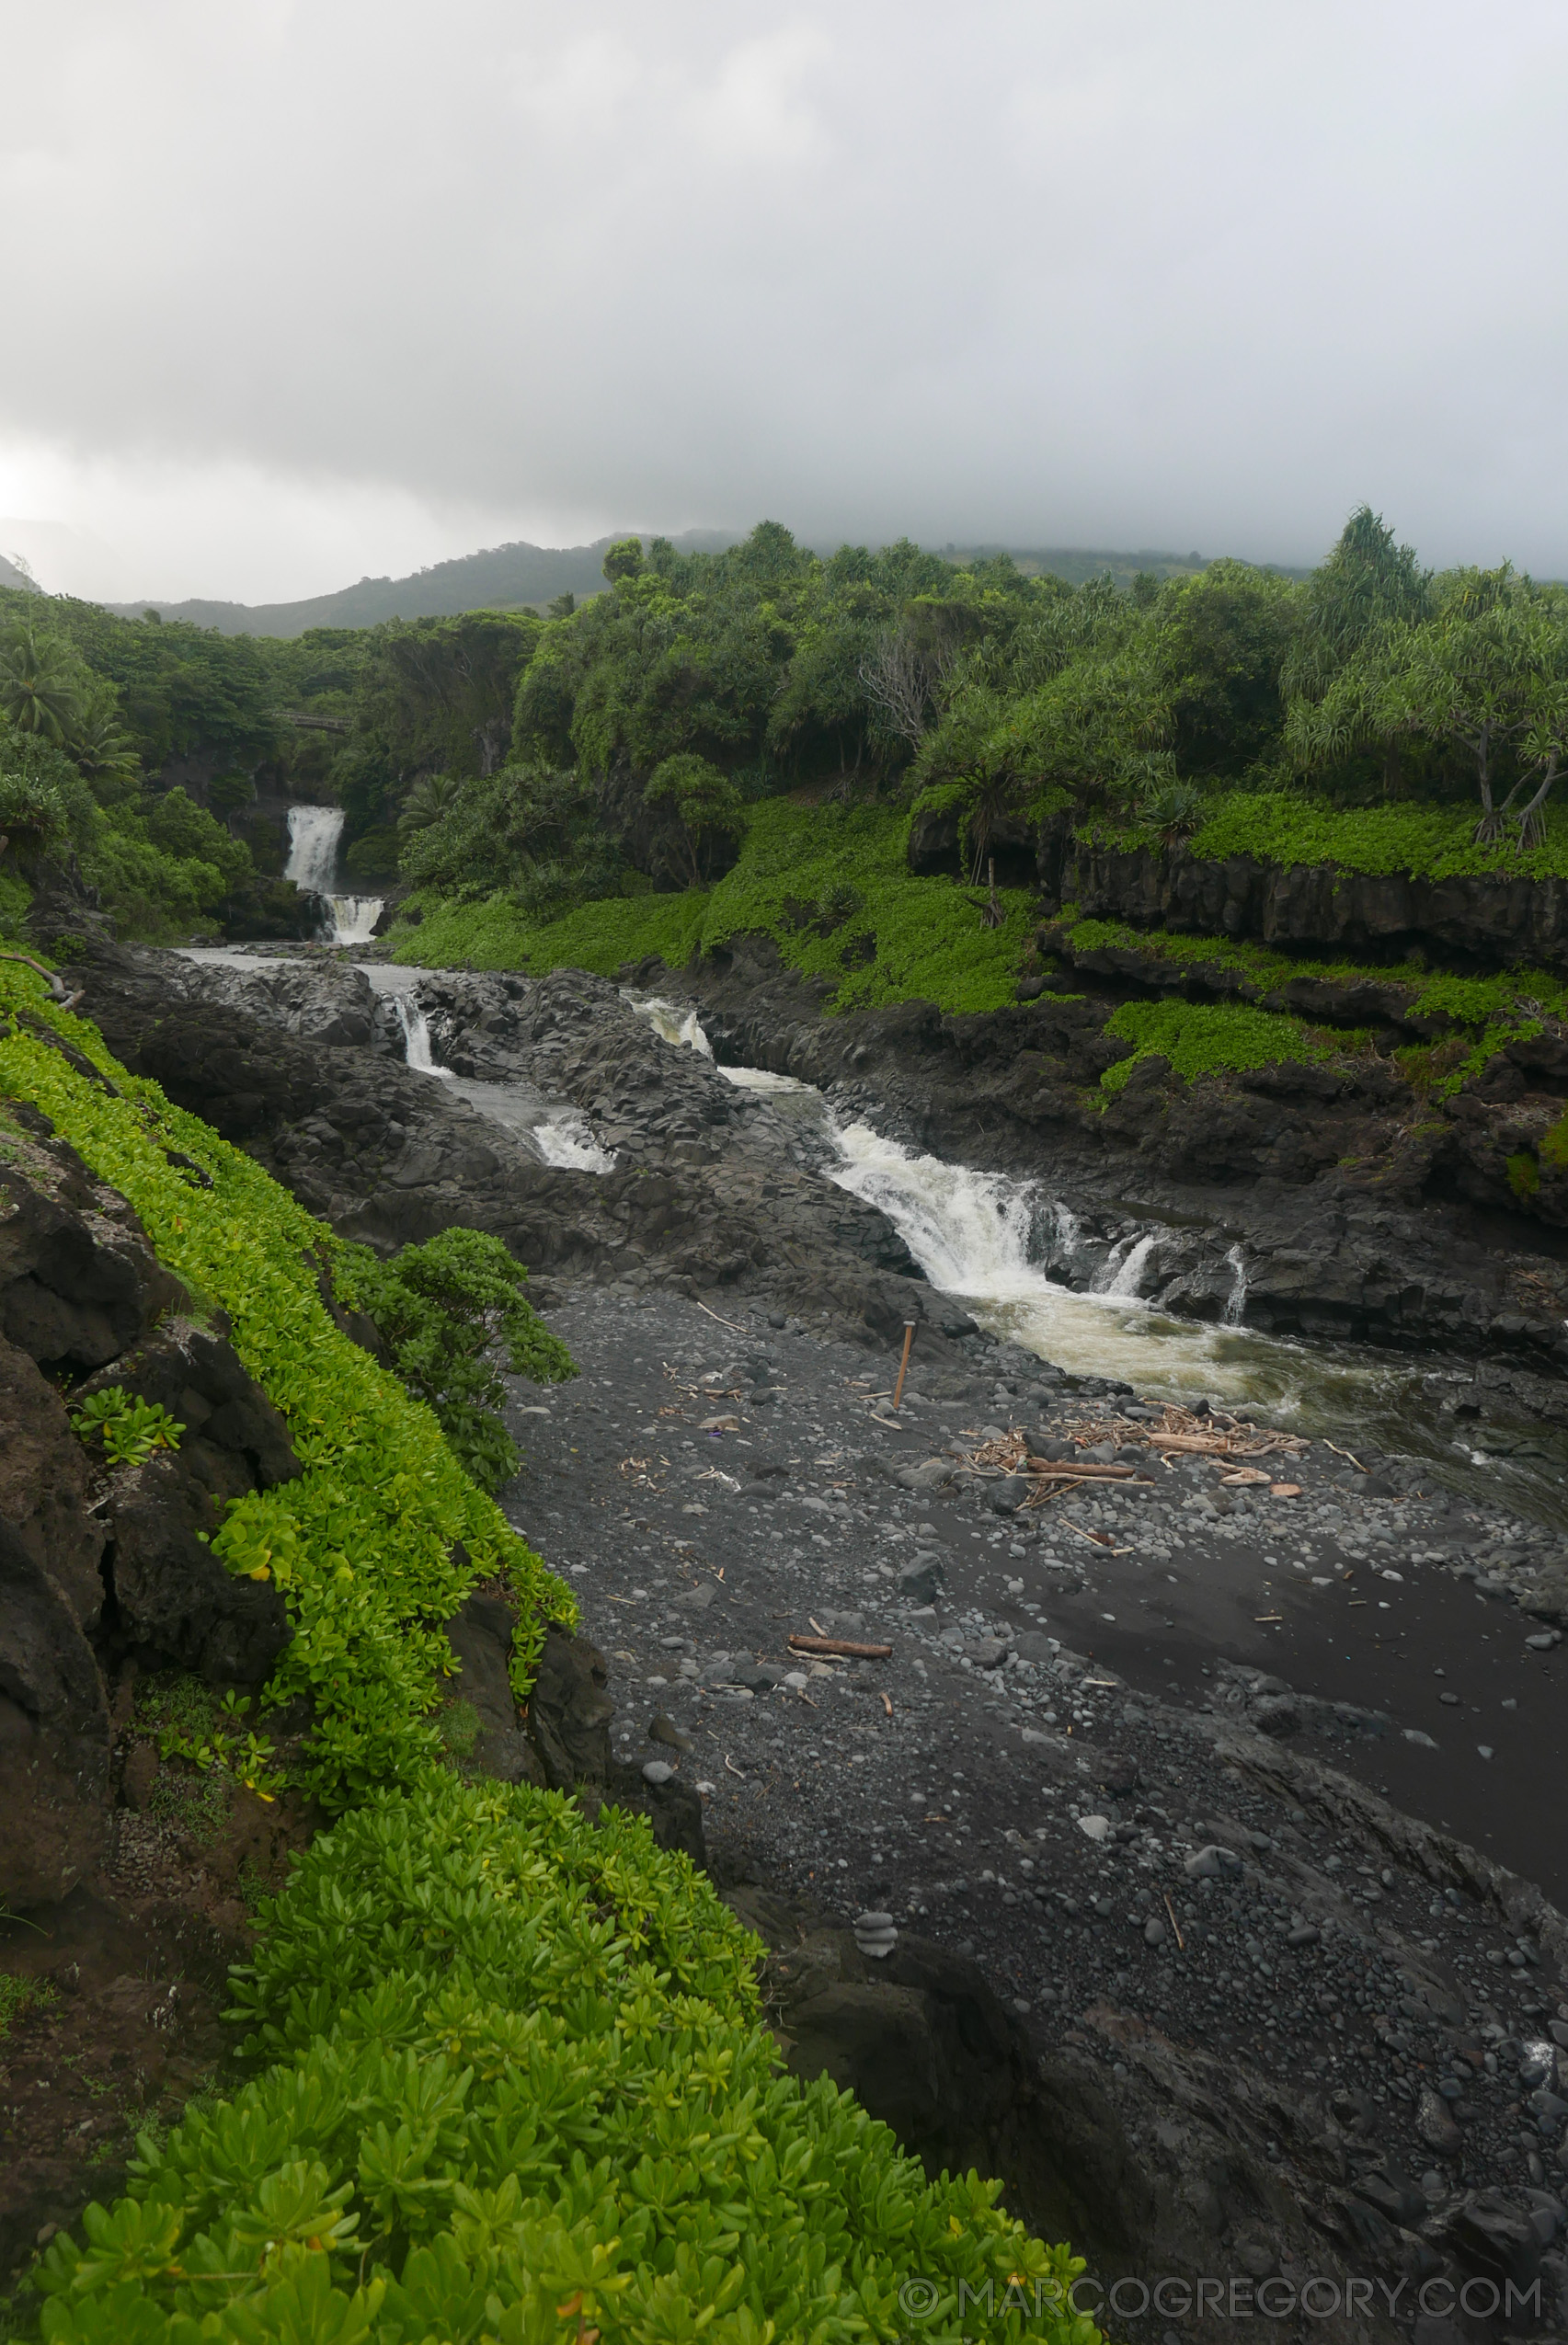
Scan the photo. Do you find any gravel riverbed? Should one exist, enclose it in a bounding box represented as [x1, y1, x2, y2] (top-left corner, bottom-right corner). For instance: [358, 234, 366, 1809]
[507, 1280, 1568, 2325]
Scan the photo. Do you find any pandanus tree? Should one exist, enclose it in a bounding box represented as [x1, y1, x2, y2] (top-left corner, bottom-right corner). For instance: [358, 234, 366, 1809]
[1290, 567, 1568, 849]
[643, 752, 746, 887]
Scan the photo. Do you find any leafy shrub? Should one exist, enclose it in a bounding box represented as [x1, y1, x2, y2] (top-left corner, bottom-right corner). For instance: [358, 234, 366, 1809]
[344, 1229, 577, 1493]
[1099, 998, 1337, 1092]
[32, 1773, 1101, 2345]
[69, 1386, 184, 1468]
[0, 965, 574, 1802]
[0, 766, 68, 858]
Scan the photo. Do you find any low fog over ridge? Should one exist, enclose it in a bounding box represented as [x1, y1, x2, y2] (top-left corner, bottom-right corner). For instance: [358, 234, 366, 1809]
[3, 2, 1568, 601]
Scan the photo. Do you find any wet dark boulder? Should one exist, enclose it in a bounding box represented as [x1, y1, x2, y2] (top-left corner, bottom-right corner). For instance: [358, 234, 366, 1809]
[0, 1332, 112, 1908]
[74, 1321, 298, 1687]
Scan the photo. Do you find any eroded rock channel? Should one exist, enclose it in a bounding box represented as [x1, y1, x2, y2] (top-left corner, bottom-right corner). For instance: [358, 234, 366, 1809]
[8, 934, 1568, 2338]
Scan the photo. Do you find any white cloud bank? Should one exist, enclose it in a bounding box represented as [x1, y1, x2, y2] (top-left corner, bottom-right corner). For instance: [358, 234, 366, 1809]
[2, 0, 1565, 600]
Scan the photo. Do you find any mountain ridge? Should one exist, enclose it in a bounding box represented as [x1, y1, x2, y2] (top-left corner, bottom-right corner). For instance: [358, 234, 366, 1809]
[105, 533, 1244, 638]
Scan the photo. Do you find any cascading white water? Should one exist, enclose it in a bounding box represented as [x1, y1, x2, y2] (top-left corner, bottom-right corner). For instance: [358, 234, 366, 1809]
[1099, 1230, 1158, 1297]
[830, 1120, 1042, 1298]
[623, 993, 715, 1056]
[394, 994, 454, 1081]
[284, 805, 342, 895]
[283, 805, 383, 944]
[1222, 1241, 1248, 1328]
[824, 1116, 1298, 1403]
[533, 1119, 618, 1172]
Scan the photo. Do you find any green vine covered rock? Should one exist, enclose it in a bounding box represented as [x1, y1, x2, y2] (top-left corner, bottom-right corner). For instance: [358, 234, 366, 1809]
[0, 962, 574, 1805]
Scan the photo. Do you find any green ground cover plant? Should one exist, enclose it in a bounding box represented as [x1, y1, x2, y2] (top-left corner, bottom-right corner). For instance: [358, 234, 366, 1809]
[1087, 789, 1568, 882]
[1098, 998, 1339, 1092]
[0, 963, 574, 1803]
[1059, 918, 1561, 1098]
[395, 800, 1036, 1015]
[398, 889, 710, 978]
[30, 1772, 1100, 2345]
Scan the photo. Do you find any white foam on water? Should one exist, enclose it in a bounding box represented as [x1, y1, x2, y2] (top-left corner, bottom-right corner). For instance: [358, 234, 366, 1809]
[394, 994, 454, 1081]
[623, 993, 714, 1056]
[718, 1066, 814, 1094]
[1097, 1231, 1159, 1297]
[1222, 1241, 1249, 1328]
[327, 896, 383, 945]
[533, 1119, 617, 1172]
[826, 1115, 1355, 1416]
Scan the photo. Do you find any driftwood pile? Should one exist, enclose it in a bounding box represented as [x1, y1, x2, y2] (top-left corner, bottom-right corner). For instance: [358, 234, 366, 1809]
[952, 1401, 1311, 1506]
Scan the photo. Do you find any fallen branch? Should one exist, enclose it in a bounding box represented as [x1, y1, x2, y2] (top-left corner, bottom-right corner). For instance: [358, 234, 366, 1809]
[1026, 1460, 1149, 1481]
[788, 1634, 893, 1660]
[694, 1299, 750, 1335]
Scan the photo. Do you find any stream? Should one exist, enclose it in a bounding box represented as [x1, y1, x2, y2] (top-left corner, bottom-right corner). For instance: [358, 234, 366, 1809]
[628, 995, 1568, 1533]
[177, 950, 1568, 1532]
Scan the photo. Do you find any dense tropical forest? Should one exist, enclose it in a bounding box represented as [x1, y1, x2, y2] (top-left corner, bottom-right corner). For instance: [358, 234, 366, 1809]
[5, 511, 1568, 986]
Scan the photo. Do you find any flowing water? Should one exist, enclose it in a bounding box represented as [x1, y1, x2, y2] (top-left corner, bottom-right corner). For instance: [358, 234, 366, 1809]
[647, 1011, 1568, 1527]
[283, 805, 384, 945]
[393, 993, 453, 1080]
[175, 953, 1568, 1523]
[364, 967, 615, 1171]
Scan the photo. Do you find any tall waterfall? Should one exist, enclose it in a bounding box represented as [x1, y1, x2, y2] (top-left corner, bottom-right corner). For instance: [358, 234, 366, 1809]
[284, 805, 383, 944]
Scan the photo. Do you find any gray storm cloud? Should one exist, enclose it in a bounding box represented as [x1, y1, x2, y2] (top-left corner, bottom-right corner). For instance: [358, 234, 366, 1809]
[2, 0, 1566, 599]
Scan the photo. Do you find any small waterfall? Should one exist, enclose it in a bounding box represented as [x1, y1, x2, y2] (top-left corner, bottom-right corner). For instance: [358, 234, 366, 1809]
[283, 804, 383, 944]
[1222, 1241, 1248, 1328]
[1100, 1231, 1159, 1298]
[328, 896, 383, 945]
[624, 993, 714, 1057]
[533, 1118, 617, 1172]
[394, 994, 453, 1081]
[830, 1121, 1043, 1298]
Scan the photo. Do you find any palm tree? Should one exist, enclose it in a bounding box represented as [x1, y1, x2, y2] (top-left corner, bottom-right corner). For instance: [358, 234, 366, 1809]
[67, 681, 141, 793]
[397, 772, 463, 836]
[0, 627, 83, 743]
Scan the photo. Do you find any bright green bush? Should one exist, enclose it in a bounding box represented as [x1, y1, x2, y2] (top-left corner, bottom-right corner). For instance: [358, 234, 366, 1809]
[1099, 997, 1336, 1092]
[32, 1773, 1101, 2345]
[344, 1228, 578, 1493]
[0, 965, 574, 1802]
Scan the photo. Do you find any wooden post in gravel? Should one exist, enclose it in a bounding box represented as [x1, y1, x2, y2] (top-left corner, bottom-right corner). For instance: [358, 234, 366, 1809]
[892, 1320, 917, 1410]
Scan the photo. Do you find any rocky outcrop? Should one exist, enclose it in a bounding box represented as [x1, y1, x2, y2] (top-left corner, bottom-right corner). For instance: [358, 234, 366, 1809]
[442, 1597, 705, 1862]
[0, 1113, 294, 1905]
[1043, 820, 1568, 974]
[681, 935, 1568, 1372]
[0, 1333, 113, 1906]
[75, 1321, 299, 1687]
[77, 946, 941, 1349]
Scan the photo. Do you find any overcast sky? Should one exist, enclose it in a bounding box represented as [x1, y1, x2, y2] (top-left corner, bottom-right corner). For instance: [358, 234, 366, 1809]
[3, 0, 1565, 602]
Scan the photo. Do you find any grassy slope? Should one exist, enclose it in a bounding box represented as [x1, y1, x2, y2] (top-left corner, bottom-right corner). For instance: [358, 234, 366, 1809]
[391, 786, 1568, 1100]
[395, 799, 1035, 1017]
[0, 963, 572, 1803]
